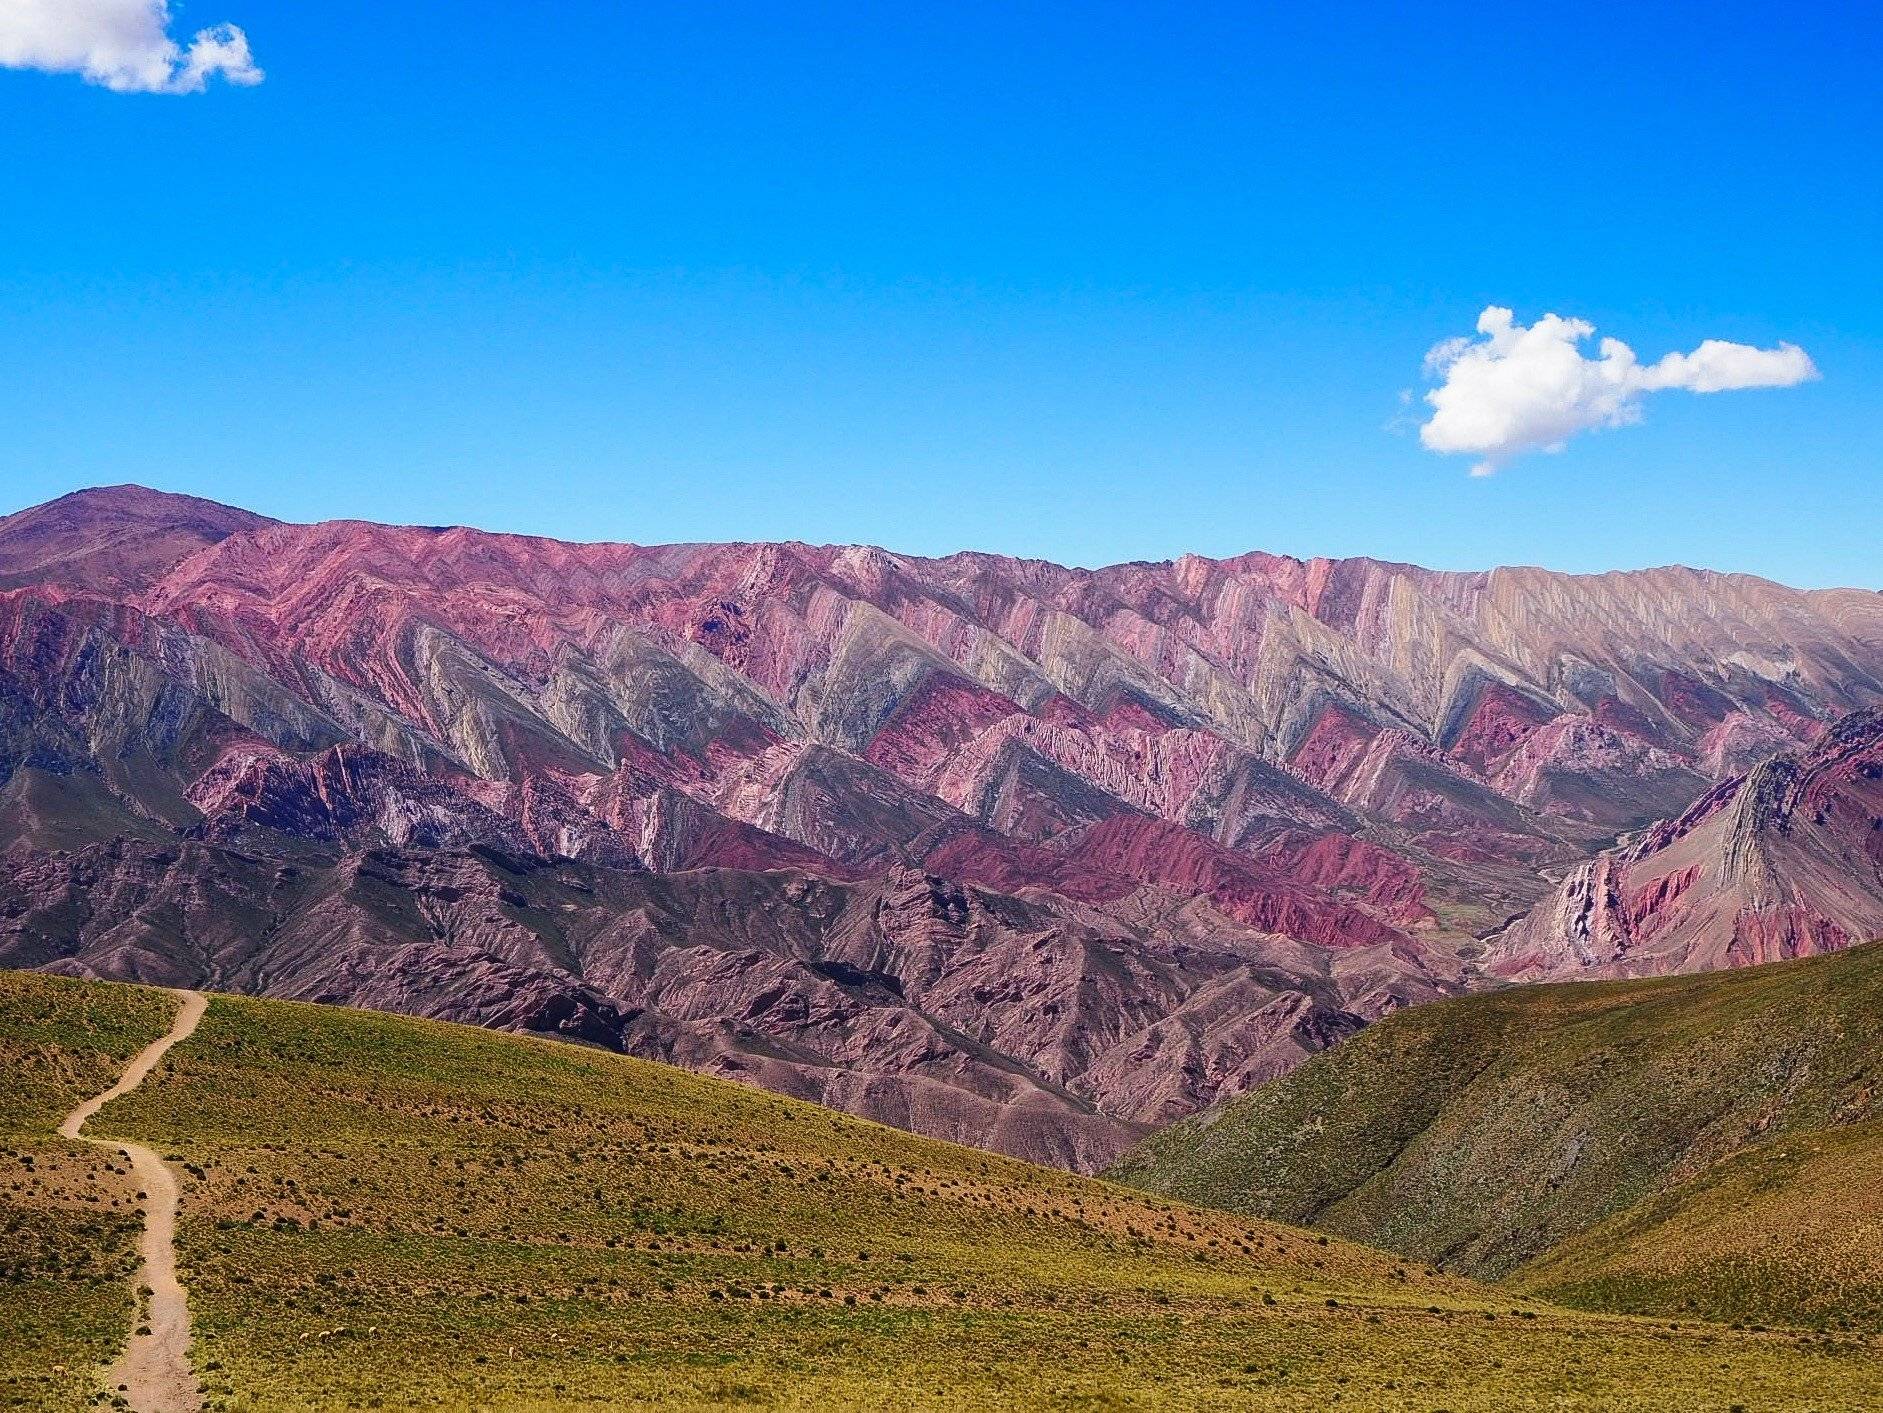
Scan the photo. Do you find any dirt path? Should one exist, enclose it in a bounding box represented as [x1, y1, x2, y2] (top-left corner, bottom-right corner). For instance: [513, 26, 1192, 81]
[59, 988, 208, 1413]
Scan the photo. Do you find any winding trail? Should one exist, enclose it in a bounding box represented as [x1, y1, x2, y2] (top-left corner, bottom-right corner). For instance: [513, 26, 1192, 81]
[58, 988, 208, 1413]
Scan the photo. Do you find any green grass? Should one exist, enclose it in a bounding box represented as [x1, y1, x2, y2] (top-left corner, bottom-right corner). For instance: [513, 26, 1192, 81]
[5, 971, 1881, 1408]
[1512, 1119, 1883, 1331]
[1107, 943, 1883, 1334]
[0, 970, 172, 1411]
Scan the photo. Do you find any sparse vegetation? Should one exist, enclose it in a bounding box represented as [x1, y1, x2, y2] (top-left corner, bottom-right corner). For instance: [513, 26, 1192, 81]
[1108, 943, 1883, 1335]
[1514, 1118, 1883, 1331]
[5, 970, 1880, 1408]
[0, 970, 171, 1411]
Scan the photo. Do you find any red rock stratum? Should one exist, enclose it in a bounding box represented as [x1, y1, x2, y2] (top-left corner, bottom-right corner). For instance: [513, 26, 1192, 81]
[3, 486, 1880, 1168]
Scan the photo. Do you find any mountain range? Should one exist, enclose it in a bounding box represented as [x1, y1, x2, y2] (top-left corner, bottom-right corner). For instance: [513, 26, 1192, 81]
[3, 484, 1880, 1169]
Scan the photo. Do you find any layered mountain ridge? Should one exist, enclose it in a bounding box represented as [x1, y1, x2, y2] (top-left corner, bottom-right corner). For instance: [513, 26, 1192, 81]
[1491, 707, 1883, 978]
[3, 484, 1880, 1169]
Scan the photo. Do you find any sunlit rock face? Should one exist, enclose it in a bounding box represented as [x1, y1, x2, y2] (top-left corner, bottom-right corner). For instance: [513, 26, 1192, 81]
[3, 486, 1880, 1169]
[1490, 709, 1883, 981]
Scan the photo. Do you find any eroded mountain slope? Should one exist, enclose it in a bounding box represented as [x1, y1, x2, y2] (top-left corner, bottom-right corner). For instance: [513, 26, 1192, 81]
[1491, 710, 1883, 979]
[2, 484, 1880, 1167]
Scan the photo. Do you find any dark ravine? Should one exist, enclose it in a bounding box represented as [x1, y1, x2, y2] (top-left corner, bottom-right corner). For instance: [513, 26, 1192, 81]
[3, 484, 1881, 1169]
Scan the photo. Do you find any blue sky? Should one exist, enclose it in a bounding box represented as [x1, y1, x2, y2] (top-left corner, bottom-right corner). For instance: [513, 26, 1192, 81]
[2, 2, 1877, 585]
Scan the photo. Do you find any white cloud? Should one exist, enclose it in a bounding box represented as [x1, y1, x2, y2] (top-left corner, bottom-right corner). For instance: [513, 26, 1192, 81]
[0, 0, 262, 93]
[1420, 306, 1817, 475]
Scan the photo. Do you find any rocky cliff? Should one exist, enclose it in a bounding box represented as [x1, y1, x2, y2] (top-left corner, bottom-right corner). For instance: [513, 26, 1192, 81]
[1490, 709, 1883, 979]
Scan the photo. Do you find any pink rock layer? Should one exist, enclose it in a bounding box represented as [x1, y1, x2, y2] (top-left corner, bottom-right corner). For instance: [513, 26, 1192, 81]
[2, 486, 1881, 1169]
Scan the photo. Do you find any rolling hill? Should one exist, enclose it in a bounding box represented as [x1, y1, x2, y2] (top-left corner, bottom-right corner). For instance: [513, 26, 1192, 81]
[1107, 943, 1883, 1332]
[5, 969, 1878, 1409]
[1513, 1117, 1882, 1331]
[0, 971, 172, 1409]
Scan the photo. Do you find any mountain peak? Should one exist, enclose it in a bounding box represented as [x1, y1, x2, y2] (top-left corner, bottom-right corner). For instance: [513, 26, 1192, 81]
[0, 484, 278, 594]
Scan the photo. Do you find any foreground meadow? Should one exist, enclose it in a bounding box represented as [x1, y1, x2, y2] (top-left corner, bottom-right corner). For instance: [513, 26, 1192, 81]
[0, 972, 172, 1409]
[4, 972, 1877, 1409]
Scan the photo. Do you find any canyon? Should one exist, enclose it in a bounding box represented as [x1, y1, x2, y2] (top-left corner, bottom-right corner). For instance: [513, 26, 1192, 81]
[3, 484, 1880, 1170]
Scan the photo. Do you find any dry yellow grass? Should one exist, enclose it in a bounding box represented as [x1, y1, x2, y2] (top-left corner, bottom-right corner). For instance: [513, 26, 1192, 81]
[5, 970, 1879, 1409]
[0, 970, 172, 1410]
[1515, 1119, 1883, 1330]
[1110, 942, 1883, 1337]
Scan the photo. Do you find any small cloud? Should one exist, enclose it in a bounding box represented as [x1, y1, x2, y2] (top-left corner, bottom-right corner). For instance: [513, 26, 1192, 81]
[1419, 306, 1817, 476]
[0, 0, 262, 94]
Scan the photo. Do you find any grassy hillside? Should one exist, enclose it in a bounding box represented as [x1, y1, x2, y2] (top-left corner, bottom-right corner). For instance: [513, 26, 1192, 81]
[1512, 1118, 1883, 1331]
[0, 971, 172, 1409]
[1108, 943, 1883, 1332]
[3, 973, 1878, 1409]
